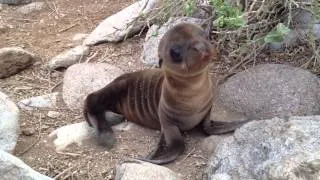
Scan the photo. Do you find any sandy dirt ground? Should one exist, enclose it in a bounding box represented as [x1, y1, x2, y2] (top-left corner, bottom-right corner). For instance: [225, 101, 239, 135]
[0, 0, 318, 179]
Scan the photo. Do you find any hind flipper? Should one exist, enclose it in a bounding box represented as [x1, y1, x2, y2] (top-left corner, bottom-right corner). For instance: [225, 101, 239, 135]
[204, 102, 251, 134]
[105, 111, 125, 126]
[203, 119, 250, 135]
[83, 76, 129, 148]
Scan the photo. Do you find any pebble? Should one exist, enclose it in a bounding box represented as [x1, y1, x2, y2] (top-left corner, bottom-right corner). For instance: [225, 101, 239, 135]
[22, 128, 35, 136]
[47, 111, 60, 119]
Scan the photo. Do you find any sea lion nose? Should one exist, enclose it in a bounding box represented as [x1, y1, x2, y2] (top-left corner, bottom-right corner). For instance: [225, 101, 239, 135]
[170, 46, 183, 63]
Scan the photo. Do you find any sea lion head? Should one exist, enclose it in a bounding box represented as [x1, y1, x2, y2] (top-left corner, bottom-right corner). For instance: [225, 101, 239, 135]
[158, 23, 219, 76]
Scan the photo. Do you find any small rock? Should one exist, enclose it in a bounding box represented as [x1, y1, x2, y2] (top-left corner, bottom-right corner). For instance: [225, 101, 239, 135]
[214, 64, 320, 121]
[201, 134, 231, 156]
[291, 8, 318, 29]
[72, 33, 88, 42]
[84, 0, 159, 45]
[16, 2, 44, 14]
[47, 45, 90, 71]
[113, 122, 140, 131]
[0, 0, 31, 5]
[41, 125, 50, 131]
[0, 149, 52, 180]
[49, 122, 95, 151]
[0, 47, 36, 78]
[22, 128, 35, 136]
[115, 160, 181, 180]
[0, 24, 8, 34]
[47, 111, 60, 119]
[18, 92, 60, 110]
[0, 91, 20, 153]
[205, 116, 320, 180]
[50, 120, 138, 151]
[0, 4, 3, 10]
[62, 63, 123, 109]
[141, 17, 212, 66]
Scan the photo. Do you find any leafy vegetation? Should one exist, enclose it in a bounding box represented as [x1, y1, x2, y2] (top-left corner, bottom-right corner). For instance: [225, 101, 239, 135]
[264, 23, 291, 43]
[209, 0, 245, 29]
[184, 0, 197, 17]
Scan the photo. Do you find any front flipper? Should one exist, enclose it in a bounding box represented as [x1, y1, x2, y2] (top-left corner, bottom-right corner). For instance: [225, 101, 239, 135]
[136, 125, 185, 165]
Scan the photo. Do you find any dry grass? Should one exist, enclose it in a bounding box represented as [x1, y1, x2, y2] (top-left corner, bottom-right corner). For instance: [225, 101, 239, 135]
[147, 0, 320, 75]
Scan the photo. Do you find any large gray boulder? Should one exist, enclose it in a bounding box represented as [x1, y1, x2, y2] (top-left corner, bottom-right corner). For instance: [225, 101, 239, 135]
[84, 0, 159, 45]
[115, 160, 181, 180]
[211, 64, 320, 123]
[0, 149, 52, 180]
[0, 47, 36, 78]
[141, 17, 212, 66]
[206, 116, 320, 180]
[0, 91, 19, 153]
[62, 63, 124, 109]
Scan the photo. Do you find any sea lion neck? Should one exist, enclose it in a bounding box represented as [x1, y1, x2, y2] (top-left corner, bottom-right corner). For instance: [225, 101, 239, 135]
[163, 67, 210, 91]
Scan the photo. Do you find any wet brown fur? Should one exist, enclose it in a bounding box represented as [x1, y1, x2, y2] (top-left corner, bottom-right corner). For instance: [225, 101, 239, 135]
[83, 23, 247, 164]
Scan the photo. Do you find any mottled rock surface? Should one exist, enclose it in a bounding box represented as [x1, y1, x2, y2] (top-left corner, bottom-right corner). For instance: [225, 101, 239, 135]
[115, 160, 181, 180]
[47, 45, 90, 71]
[0, 91, 19, 153]
[0, 47, 36, 78]
[0, 0, 31, 5]
[84, 0, 158, 45]
[16, 2, 44, 14]
[17, 92, 60, 110]
[206, 116, 320, 180]
[213, 64, 320, 122]
[50, 121, 141, 151]
[0, 149, 52, 180]
[62, 63, 123, 109]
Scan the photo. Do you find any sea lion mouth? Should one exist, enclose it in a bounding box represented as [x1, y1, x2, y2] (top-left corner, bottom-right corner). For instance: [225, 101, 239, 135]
[163, 65, 209, 78]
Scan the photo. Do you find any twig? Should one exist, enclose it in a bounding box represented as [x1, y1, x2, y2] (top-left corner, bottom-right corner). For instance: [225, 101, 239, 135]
[85, 51, 99, 63]
[56, 151, 81, 157]
[50, 80, 63, 92]
[180, 147, 195, 163]
[124, 0, 150, 41]
[53, 166, 75, 180]
[58, 23, 79, 33]
[17, 114, 42, 156]
[227, 43, 266, 73]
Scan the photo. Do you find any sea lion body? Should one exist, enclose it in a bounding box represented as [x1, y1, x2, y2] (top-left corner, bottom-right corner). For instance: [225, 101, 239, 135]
[85, 67, 213, 130]
[84, 23, 245, 164]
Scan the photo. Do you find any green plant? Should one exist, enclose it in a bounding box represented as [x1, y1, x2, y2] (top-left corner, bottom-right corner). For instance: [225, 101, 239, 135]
[184, 0, 197, 16]
[210, 0, 245, 29]
[264, 23, 291, 43]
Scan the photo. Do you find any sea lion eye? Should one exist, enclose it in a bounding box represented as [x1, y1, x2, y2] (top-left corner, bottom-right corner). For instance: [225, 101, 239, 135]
[169, 45, 183, 63]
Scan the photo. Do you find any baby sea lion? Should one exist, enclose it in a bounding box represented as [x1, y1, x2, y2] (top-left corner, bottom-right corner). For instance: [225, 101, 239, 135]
[83, 23, 247, 164]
